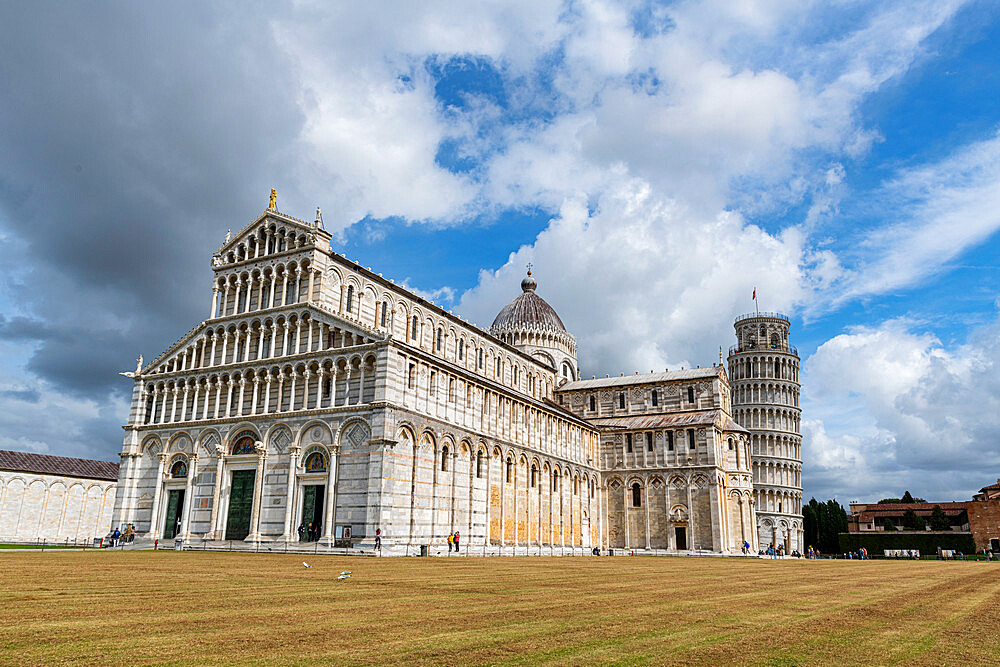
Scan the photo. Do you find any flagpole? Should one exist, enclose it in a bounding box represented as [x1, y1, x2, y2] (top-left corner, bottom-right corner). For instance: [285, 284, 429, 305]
[754, 286, 759, 317]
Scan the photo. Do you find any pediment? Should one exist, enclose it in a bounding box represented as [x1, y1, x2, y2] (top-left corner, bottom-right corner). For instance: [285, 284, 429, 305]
[213, 210, 330, 267]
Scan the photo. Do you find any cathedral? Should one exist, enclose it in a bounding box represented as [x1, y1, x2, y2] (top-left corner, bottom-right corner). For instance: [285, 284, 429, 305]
[111, 197, 802, 555]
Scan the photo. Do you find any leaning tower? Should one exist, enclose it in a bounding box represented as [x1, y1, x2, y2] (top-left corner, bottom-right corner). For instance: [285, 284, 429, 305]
[727, 313, 803, 552]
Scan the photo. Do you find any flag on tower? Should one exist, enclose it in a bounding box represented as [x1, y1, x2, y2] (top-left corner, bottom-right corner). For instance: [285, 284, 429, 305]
[752, 287, 756, 301]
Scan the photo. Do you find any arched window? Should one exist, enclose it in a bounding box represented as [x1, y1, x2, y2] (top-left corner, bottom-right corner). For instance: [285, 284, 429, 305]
[626, 433, 633, 453]
[476, 451, 484, 478]
[513, 366, 519, 384]
[530, 465, 537, 487]
[477, 348, 484, 368]
[632, 483, 641, 507]
[688, 386, 695, 403]
[441, 446, 449, 471]
[552, 471, 559, 492]
[505, 458, 513, 483]
[411, 316, 419, 340]
[589, 395, 595, 411]
[562, 363, 570, 378]
[495, 358, 502, 378]
[728, 438, 734, 450]
[436, 328, 443, 351]
[231, 431, 257, 455]
[170, 459, 188, 478]
[458, 339, 464, 360]
[619, 393, 625, 409]
[380, 301, 389, 328]
[651, 390, 658, 406]
[346, 285, 354, 313]
[687, 429, 696, 450]
[304, 450, 327, 472]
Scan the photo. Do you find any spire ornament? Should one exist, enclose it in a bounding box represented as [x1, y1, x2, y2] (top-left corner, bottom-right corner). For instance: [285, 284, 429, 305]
[269, 188, 277, 210]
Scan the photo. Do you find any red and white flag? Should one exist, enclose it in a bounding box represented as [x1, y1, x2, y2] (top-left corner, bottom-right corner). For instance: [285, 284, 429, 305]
[752, 287, 756, 301]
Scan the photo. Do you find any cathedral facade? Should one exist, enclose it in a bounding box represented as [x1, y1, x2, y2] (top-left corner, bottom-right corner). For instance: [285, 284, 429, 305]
[111, 201, 794, 555]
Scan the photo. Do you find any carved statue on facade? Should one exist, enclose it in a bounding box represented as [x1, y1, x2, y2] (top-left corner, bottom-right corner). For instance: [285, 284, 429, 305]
[269, 188, 277, 210]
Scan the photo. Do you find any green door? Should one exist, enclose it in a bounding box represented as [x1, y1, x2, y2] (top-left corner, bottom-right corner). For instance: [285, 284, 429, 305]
[163, 489, 185, 540]
[225, 470, 256, 541]
[300, 485, 325, 540]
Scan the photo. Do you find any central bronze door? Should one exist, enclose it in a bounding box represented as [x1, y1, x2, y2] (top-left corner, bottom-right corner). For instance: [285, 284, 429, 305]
[300, 485, 325, 540]
[163, 489, 185, 540]
[225, 469, 256, 541]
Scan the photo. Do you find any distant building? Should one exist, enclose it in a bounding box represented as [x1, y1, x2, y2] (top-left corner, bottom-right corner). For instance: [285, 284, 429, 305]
[849, 479, 1000, 553]
[0, 450, 118, 543]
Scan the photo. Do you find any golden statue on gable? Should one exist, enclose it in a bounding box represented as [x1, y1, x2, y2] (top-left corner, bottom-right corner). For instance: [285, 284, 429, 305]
[269, 188, 277, 210]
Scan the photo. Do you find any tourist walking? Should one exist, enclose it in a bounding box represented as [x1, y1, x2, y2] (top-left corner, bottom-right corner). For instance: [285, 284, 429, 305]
[454, 532, 460, 553]
[298, 524, 305, 542]
[447, 532, 454, 552]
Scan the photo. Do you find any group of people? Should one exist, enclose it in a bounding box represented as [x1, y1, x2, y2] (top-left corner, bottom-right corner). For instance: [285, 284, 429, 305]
[107, 524, 136, 547]
[845, 547, 869, 559]
[297, 523, 321, 542]
[806, 546, 822, 559]
[446, 532, 461, 552]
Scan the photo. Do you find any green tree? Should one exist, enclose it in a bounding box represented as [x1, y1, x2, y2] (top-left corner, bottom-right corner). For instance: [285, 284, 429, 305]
[929, 505, 951, 531]
[803, 498, 848, 553]
[902, 508, 926, 531]
[901, 490, 915, 503]
[882, 517, 895, 531]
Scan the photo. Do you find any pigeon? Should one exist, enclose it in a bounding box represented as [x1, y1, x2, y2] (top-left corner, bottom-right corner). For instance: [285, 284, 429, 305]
[303, 562, 311, 568]
[337, 571, 351, 580]
[340, 570, 352, 575]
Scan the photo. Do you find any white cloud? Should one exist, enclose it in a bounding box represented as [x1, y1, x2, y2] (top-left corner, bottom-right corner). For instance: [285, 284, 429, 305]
[458, 175, 806, 375]
[830, 131, 1000, 304]
[802, 314, 1000, 501]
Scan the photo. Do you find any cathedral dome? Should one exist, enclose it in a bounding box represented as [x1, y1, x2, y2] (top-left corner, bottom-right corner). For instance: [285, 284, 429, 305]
[491, 272, 566, 333]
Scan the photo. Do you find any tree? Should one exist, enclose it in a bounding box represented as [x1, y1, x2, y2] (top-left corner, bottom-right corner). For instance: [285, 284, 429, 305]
[882, 517, 895, 531]
[901, 491, 915, 503]
[902, 508, 926, 531]
[878, 498, 902, 505]
[803, 498, 849, 553]
[929, 505, 951, 531]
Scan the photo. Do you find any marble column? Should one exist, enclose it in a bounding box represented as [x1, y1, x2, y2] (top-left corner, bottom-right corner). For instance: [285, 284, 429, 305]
[281, 445, 301, 541]
[244, 443, 267, 542]
[321, 447, 339, 545]
[147, 452, 168, 539]
[180, 455, 198, 540]
[207, 446, 225, 539]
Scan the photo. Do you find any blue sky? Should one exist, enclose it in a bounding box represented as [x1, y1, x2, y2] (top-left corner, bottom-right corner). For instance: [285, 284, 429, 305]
[1, 1, 999, 504]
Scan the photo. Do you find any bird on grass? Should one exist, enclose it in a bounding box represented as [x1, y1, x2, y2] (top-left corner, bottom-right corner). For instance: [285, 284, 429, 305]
[337, 570, 351, 580]
[303, 562, 311, 568]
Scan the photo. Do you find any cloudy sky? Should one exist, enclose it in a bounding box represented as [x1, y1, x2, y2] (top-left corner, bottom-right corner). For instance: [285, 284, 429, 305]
[1, 1, 998, 504]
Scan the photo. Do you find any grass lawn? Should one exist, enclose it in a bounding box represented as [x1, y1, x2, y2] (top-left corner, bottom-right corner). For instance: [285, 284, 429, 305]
[0, 544, 92, 550]
[0, 552, 998, 665]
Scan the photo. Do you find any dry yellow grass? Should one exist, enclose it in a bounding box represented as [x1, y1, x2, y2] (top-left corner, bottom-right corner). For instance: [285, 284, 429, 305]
[1, 551, 998, 665]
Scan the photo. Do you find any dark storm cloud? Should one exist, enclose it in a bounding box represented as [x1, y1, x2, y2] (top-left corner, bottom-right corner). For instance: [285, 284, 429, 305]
[0, 3, 306, 400]
[0, 315, 52, 341]
[0, 388, 41, 403]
